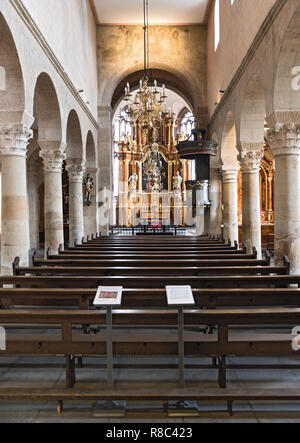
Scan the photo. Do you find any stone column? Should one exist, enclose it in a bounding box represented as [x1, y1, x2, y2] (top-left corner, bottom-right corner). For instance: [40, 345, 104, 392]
[210, 164, 222, 235]
[238, 146, 263, 258]
[27, 167, 40, 251]
[268, 118, 300, 272]
[67, 162, 85, 246]
[222, 169, 239, 245]
[0, 124, 32, 273]
[39, 143, 66, 256]
[98, 106, 112, 235]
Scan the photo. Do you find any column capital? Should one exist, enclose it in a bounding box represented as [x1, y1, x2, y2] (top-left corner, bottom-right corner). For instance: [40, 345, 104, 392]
[39, 143, 67, 173]
[267, 112, 300, 157]
[237, 145, 264, 173]
[222, 169, 239, 184]
[66, 162, 86, 183]
[0, 124, 33, 157]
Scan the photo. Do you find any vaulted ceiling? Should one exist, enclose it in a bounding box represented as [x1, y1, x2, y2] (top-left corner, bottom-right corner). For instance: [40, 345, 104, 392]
[91, 0, 210, 25]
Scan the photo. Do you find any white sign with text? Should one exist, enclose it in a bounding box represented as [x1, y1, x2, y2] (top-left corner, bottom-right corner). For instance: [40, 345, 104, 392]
[166, 286, 195, 306]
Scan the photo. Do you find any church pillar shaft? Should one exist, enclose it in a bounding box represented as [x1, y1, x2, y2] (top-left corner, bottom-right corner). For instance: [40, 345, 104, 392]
[27, 169, 40, 250]
[40, 144, 66, 256]
[0, 124, 32, 274]
[98, 106, 112, 235]
[222, 170, 239, 246]
[67, 163, 85, 246]
[209, 166, 222, 235]
[239, 147, 263, 258]
[268, 119, 300, 273]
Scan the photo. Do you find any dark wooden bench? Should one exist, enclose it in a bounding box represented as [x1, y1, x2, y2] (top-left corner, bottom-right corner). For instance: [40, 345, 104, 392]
[2, 287, 300, 310]
[2, 274, 299, 289]
[0, 308, 299, 389]
[57, 249, 249, 257]
[13, 255, 289, 277]
[32, 256, 271, 269]
[14, 265, 288, 277]
[69, 245, 238, 252]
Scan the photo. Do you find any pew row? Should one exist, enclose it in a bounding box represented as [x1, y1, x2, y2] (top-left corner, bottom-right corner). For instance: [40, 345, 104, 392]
[0, 308, 300, 389]
[2, 274, 299, 289]
[2, 287, 300, 310]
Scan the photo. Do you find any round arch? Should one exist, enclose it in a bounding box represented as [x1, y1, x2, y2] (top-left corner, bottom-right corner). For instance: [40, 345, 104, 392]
[84, 131, 97, 237]
[33, 73, 62, 144]
[111, 69, 195, 113]
[66, 110, 84, 162]
[86, 131, 96, 167]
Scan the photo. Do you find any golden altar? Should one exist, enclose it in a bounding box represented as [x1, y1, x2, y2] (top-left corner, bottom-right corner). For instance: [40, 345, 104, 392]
[115, 118, 194, 227]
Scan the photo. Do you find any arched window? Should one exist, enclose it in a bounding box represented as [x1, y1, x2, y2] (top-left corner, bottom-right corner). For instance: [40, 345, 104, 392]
[115, 109, 133, 143]
[178, 109, 195, 139]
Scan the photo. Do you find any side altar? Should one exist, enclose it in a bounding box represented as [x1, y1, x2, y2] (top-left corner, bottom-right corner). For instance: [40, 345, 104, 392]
[116, 119, 194, 227]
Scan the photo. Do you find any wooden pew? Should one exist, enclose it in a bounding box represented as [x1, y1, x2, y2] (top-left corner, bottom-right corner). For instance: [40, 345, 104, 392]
[0, 308, 299, 389]
[1, 273, 299, 289]
[68, 245, 238, 252]
[14, 265, 288, 277]
[32, 256, 271, 269]
[2, 287, 300, 310]
[57, 249, 249, 257]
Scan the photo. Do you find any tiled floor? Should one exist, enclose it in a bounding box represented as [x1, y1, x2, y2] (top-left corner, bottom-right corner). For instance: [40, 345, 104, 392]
[1, 355, 300, 422]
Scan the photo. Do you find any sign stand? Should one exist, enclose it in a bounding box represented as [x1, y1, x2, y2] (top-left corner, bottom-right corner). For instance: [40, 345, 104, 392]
[166, 286, 199, 417]
[93, 287, 126, 418]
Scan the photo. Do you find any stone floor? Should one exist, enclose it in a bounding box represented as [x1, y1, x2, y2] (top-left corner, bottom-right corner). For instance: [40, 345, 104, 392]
[1, 355, 300, 423]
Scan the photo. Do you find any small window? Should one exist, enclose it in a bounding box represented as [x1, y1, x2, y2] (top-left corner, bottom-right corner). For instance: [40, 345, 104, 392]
[214, 0, 220, 52]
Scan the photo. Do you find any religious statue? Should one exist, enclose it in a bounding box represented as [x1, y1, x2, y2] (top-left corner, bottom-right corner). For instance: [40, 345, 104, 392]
[149, 167, 161, 192]
[128, 173, 138, 192]
[144, 154, 163, 192]
[173, 171, 183, 192]
[123, 132, 133, 149]
[84, 174, 94, 206]
[128, 173, 138, 200]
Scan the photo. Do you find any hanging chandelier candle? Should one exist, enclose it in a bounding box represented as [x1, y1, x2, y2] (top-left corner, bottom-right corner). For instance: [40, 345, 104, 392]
[123, 0, 173, 136]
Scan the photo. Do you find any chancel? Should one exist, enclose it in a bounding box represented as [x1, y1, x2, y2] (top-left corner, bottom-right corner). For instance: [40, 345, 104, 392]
[0, 0, 300, 424]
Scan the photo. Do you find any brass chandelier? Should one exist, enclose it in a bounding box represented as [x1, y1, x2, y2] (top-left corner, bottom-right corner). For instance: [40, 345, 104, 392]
[123, 0, 172, 135]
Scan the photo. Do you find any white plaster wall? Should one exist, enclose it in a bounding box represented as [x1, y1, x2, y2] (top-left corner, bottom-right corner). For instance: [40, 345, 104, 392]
[21, 0, 98, 117]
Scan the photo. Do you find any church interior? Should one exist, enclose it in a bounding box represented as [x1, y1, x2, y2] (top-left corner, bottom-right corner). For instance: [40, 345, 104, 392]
[0, 0, 300, 424]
